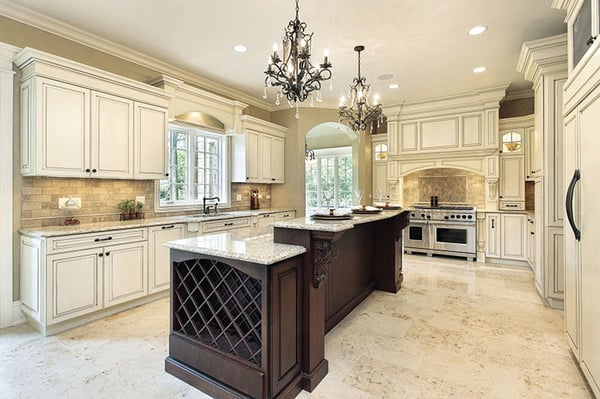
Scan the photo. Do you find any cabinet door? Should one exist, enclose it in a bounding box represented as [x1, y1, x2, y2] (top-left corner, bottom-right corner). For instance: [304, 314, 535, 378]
[134, 102, 168, 179]
[563, 112, 580, 358]
[103, 242, 147, 307]
[245, 130, 260, 181]
[373, 162, 388, 201]
[47, 248, 102, 323]
[499, 155, 525, 202]
[259, 134, 272, 182]
[500, 213, 527, 260]
[485, 214, 501, 258]
[270, 136, 285, 183]
[148, 224, 184, 294]
[579, 86, 600, 396]
[525, 126, 535, 180]
[90, 92, 134, 178]
[37, 78, 90, 177]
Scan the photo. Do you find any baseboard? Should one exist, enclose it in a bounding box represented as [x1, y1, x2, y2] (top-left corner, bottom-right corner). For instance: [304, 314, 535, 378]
[12, 301, 25, 326]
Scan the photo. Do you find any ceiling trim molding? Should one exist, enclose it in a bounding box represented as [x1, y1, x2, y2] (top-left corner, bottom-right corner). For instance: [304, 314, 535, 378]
[502, 89, 534, 101]
[0, 1, 274, 111]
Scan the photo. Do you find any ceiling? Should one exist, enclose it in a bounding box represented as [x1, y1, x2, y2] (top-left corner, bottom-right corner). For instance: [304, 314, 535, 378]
[2, 0, 567, 109]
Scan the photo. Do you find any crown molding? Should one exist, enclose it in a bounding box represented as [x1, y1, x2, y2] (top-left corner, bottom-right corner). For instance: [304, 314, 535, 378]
[0, 0, 273, 111]
[502, 88, 534, 101]
[517, 33, 567, 84]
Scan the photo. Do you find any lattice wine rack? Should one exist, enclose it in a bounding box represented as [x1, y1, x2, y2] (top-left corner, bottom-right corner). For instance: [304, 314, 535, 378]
[172, 258, 263, 366]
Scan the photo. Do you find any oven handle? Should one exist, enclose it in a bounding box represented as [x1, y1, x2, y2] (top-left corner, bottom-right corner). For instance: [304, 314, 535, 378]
[565, 169, 581, 241]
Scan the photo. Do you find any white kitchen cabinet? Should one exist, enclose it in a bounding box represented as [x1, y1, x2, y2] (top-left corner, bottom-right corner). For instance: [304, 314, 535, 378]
[485, 213, 501, 258]
[500, 213, 527, 260]
[91, 91, 134, 178]
[19, 226, 162, 335]
[485, 212, 527, 261]
[134, 102, 169, 179]
[103, 241, 147, 307]
[47, 248, 102, 323]
[202, 216, 252, 234]
[527, 216, 536, 269]
[498, 155, 525, 210]
[16, 48, 171, 180]
[232, 115, 287, 184]
[148, 224, 184, 294]
[257, 210, 296, 229]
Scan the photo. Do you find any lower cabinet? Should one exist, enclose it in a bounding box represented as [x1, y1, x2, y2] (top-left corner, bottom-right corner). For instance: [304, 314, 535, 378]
[257, 210, 296, 229]
[485, 212, 528, 261]
[20, 224, 177, 335]
[148, 224, 184, 293]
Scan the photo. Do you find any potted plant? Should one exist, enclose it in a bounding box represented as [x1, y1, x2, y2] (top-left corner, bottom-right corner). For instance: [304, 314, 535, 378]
[135, 201, 143, 219]
[118, 199, 135, 220]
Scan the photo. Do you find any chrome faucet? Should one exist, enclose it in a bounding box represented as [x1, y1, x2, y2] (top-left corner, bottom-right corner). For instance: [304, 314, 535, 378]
[203, 196, 220, 214]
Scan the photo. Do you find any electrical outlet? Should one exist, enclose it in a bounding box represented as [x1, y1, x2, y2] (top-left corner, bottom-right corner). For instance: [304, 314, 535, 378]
[258, 194, 263, 199]
[58, 197, 81, 209]
[135, 196, 145, 205]
[236, 194, 242, 201]
[266, 195, 271, 199]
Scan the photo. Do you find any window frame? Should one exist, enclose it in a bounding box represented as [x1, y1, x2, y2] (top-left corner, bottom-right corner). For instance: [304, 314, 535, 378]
[155, 123, 230, 212]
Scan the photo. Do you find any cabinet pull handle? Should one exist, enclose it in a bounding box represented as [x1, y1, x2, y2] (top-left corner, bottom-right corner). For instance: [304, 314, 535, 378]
[565, 169, 581, 241]
[224, 222, 234, 226]
[271, 178, 276, 181]
[105, 252, 110, 256]
[85, 168, 91, 173]
[530, 232, 534, 235]
[94, 237, 113, 242]
[92, 168, 97, 173]
[264, 214, 270, 217]
[283, 214, 289, 217]
[586, 35, 597, 47]
[98, 253, 104, 257]
[491, 219, 495, 229]
[161, 225, 175, 229]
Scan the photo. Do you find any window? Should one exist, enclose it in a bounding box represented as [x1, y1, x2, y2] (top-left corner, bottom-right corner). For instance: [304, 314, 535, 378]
[158, 124, 228, 209]
[305, 147, 353, 209]
[502, 130, 522, 153]
[374, 143, 388, 160]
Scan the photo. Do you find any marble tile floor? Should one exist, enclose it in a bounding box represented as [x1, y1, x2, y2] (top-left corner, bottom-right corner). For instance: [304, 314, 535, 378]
[0, 255, 593, 399]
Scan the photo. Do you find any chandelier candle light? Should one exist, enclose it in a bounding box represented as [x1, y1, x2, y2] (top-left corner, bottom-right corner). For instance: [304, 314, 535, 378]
[264, 0, 332, 118]
[339, 45, 383, 133]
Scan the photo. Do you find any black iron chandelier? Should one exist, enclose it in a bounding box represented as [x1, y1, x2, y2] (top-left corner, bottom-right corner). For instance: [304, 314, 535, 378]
[264, 0, 332, 117]
[339, 45, 383, 133]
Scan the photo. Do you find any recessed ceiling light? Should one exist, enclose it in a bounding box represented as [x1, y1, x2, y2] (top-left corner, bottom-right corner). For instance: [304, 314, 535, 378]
[468, 25, 487, 36]
[388, 83, 399, 89]
[378, 74, 394, 81]
[473, 66, 487, 73]
[233, 45, 247, 53]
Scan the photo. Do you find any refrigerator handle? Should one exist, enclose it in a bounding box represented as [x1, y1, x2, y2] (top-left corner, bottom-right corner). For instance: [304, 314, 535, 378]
[565, 169, 581, 241]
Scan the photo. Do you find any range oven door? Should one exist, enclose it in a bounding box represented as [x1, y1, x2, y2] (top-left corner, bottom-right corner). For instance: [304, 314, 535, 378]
[431, 223, 476, 254]
[404, 221, 429, 250]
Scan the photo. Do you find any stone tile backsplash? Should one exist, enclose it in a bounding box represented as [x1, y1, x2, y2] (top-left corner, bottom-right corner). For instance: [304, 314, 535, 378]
[402, 168, 485, 208]
[20, 177, 271, 228]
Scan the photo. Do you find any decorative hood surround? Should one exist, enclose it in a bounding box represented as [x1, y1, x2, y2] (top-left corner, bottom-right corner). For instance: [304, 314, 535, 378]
[381, 86, 507, 209]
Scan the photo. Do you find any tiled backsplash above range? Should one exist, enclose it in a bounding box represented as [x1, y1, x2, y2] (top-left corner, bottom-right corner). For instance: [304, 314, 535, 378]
[20, 177, 271, 228]
[402, 168, 485, 208]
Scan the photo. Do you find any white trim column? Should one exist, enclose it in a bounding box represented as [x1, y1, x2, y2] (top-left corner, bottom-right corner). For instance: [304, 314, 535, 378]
[0, 42, 20, 328]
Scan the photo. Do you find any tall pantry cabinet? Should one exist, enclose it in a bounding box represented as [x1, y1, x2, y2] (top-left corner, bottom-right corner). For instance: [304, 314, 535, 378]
[554, 0, 600, 396]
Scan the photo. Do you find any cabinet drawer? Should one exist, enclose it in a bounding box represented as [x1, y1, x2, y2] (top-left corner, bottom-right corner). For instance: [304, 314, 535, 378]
[274, 211, 295, 220]
[47, 228, 147, 254]
[499, 202, 525, 211]
[202, 217, 251, 234]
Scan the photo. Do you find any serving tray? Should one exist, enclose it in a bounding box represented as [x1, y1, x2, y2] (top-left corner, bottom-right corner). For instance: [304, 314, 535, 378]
[351, 208, 382, 214]
[310, 214, 353, 220]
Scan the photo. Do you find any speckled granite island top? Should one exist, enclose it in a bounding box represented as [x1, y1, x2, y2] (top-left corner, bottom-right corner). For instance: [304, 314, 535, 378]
[271, 208, 405, 232]
[164, 227, 306, 265]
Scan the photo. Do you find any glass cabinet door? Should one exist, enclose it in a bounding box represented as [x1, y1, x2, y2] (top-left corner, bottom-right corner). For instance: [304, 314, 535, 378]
[573, 0, 593, 68]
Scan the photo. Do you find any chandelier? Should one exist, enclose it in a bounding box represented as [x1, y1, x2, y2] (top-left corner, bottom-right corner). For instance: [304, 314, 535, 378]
[264, 0, 332, 117]
[339, 45, 383, 132]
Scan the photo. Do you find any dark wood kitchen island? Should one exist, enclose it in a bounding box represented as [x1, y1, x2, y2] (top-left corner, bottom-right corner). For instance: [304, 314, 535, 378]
[163, 209, 409, 399]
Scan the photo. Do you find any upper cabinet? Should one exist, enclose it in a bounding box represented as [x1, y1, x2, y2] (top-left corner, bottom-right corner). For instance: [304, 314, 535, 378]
[16, 48, 172, 180]
[232, 115, 287, 184]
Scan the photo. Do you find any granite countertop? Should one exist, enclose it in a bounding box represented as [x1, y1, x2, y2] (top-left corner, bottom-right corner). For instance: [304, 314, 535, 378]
[272, 208, 406, 232]
[20, 208, 296, 238]
[164, 227, 306, 265]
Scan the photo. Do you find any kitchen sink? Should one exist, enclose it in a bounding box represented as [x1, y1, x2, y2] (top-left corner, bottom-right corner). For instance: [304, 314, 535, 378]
[190, 213, 231, 218]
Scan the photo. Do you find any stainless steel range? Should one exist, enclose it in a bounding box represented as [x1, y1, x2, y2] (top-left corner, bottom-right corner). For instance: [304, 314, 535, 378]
[404, 205, 477, 261]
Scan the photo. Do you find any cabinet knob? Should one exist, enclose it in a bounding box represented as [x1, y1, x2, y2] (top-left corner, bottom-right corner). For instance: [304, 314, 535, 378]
[530, 232, 534, 235]
[85, 168, 91, 173]
[586, 35, 597, 47]
[499, 195, 503, 198]
[98, 253, 104, 257]
[105, 252, 110, 256]
[271, 178, 276, 181]
[165, 173, 169, 177]
[92, 168, 97, 173]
